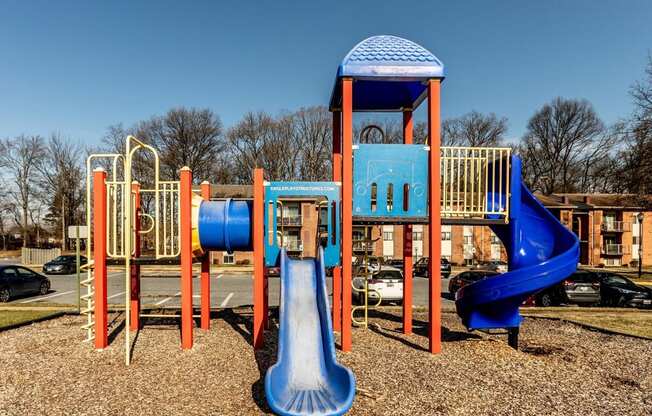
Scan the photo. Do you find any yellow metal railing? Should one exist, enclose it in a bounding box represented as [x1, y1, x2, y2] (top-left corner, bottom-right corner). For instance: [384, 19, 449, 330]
[440, 147, 511, 222]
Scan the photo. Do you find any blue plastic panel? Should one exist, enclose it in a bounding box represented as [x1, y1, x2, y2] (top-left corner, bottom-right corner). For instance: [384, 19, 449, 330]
[264, 182, 341, 267]
[353, 144, 429, 219]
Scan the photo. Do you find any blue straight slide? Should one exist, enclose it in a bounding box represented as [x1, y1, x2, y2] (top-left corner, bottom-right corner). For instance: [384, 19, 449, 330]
[265, 248, 355, 416]
[456, 156, 580, 330]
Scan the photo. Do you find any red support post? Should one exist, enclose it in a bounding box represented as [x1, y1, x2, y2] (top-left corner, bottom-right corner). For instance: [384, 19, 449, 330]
[130, 181, 141, 332]
[253, 168, 265, 349]
[341, 79, 353, 352]
[180, 167, 193, 350]
[427, 80, 442, 354]
[332, 110, 342, 332]
[93, 168, 108, 349]
[403, 110, 414, 335]
[200, 181, 211, 330]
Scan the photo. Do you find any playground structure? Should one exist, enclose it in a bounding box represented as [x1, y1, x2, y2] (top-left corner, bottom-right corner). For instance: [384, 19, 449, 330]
[82, 35, 579, 416]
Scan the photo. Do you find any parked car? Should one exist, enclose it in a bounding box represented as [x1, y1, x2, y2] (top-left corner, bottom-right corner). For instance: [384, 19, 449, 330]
[386, 259, 404, 269]
[413, 257, 451, 278]
[352, 267, 403, 305]
[43, 255, 87, 275]
[0, 265, 51, 302]
[475, 260, 508, 273]
[353, 256, 385, 273]
[266, 266, 280, 278]
[448, 270, 499, 298]
[598, 272, 652, 308]
[533, 270, 601, 307]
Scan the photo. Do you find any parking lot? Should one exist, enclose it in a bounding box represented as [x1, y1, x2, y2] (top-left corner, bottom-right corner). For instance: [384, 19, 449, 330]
[7, 267, 456, 309]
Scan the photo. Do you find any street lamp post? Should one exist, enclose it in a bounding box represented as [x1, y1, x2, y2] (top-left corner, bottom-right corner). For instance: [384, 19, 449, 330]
[637, 213, 644, 279]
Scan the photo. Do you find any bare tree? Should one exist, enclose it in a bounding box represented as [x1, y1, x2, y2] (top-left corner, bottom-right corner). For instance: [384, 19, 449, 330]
[136, 107, 228, 183]
[630, 53, 652, 120]
[35, 134, 85, 249]
[294, 107, 332, 180]
[519, 98, 608, 194]
[442, 111, 508, 147]
[227, 111, 300, 183]
[0, 135, 46, 246]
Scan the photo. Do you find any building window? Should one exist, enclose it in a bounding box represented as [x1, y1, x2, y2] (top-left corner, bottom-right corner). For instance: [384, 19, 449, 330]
[223, 253, 234, 264]
[634, 236, 642, 245]
[383, 231, 393, 241]
[463, 235, 473, 245]
[441, 231, 451, 241]
[412, 231, 423, 241]
[491, 235, 501, 244]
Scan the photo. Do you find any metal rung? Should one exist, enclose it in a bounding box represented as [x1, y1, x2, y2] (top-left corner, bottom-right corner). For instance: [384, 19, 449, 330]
[83, 336, 95, 343]
[81, 308, 94, 315]
[80, 278, 94, 285]
[81, 322, 96, 330]
[80, 292, 95, 299]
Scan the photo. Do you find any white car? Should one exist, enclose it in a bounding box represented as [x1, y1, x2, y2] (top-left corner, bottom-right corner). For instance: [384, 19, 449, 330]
[353, 267, 403, 305]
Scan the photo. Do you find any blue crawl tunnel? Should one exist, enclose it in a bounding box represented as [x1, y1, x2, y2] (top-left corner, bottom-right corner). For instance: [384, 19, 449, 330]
[198, 199, 253, 252]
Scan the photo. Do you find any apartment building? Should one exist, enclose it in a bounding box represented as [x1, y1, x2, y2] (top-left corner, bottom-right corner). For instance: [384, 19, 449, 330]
[208, 185, 652, 268]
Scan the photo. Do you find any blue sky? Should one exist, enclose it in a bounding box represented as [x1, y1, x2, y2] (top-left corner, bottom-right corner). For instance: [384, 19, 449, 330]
[0, 0, 650, 145]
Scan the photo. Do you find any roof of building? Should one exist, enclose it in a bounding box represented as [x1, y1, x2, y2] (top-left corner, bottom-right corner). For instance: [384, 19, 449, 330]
[329, 35, 444, 112]
[534, 193, 652, 210]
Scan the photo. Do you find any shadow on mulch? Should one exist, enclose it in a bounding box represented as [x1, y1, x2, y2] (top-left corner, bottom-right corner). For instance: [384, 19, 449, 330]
[221, 308, 275, 414]
[367, 309, 482, 344]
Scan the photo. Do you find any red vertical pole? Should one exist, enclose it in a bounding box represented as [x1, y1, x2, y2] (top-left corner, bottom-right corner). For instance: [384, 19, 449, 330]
[253, 168, 265, 349]
[428, 80, 442, 354]
[403, 110, 414, 335]
[129, 181, 141, 331]
[341, 79, 353, 352]
[332, 110, 342, 332]
[200, 181, 211, 330]
[93, 168, 108, 349]
[180, 167, 193, 350]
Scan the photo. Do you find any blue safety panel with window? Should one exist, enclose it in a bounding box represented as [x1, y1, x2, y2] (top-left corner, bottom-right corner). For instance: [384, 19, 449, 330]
[353, 144, 429, 220]
[264, 182, 341, 267]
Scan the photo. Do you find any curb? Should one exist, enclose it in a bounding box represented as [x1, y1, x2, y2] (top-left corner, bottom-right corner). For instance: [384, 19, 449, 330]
[0, 311, 71, 333]
[523, 315, 652, 341]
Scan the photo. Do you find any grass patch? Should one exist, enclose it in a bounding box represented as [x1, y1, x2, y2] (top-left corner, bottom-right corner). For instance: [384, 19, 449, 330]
[0, 309, 64, 329]
[522, 307, 652, 339]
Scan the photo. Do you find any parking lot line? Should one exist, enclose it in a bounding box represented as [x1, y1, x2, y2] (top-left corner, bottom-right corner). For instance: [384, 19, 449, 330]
[216, 274, 223, 279]
[155, 291, 181, 306]
[20, 290, 75, 304]
[220, 292, 234, 308]
[107, 291, 126, 300]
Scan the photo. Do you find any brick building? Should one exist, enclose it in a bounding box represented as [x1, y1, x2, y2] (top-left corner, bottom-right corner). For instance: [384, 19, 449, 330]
[207, 185, 652, 268]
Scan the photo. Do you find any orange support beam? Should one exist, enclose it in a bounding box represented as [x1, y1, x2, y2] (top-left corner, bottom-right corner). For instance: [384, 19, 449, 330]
[200, 181, 211, 330]
[130, 181, 141, 332]
[403, 110, 414, 335]
[180, 167, 193, 350]
[332, 110, 342, 332]
[341, 79, 353, 352]
[253, 168, 265, 349]
[93, 168, 108, 349]
[427, 80, 442, 354]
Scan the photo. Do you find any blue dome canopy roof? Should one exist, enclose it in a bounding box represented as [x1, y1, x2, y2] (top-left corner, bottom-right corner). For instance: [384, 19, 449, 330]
[329, 35, 444, 112]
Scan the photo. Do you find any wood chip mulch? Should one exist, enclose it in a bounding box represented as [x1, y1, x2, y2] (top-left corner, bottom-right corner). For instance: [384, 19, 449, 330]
[0, 308, 650, 415]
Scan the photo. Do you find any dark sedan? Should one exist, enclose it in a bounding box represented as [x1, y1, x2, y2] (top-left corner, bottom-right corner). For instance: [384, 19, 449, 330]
[598, 272, 652, 308]
[0, 265, 51, 302]
[413, 257, 451, 278]
[448, 270, 499, 298]
[43, 255, 87, 275]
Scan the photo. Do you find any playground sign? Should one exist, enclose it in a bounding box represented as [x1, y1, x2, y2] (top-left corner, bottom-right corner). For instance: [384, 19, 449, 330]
[68, 225, 88, 239]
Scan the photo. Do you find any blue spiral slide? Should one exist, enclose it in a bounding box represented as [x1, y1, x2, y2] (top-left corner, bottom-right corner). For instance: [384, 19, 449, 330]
[265, 248, 355, 416]
[455, 156, 580, 331]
